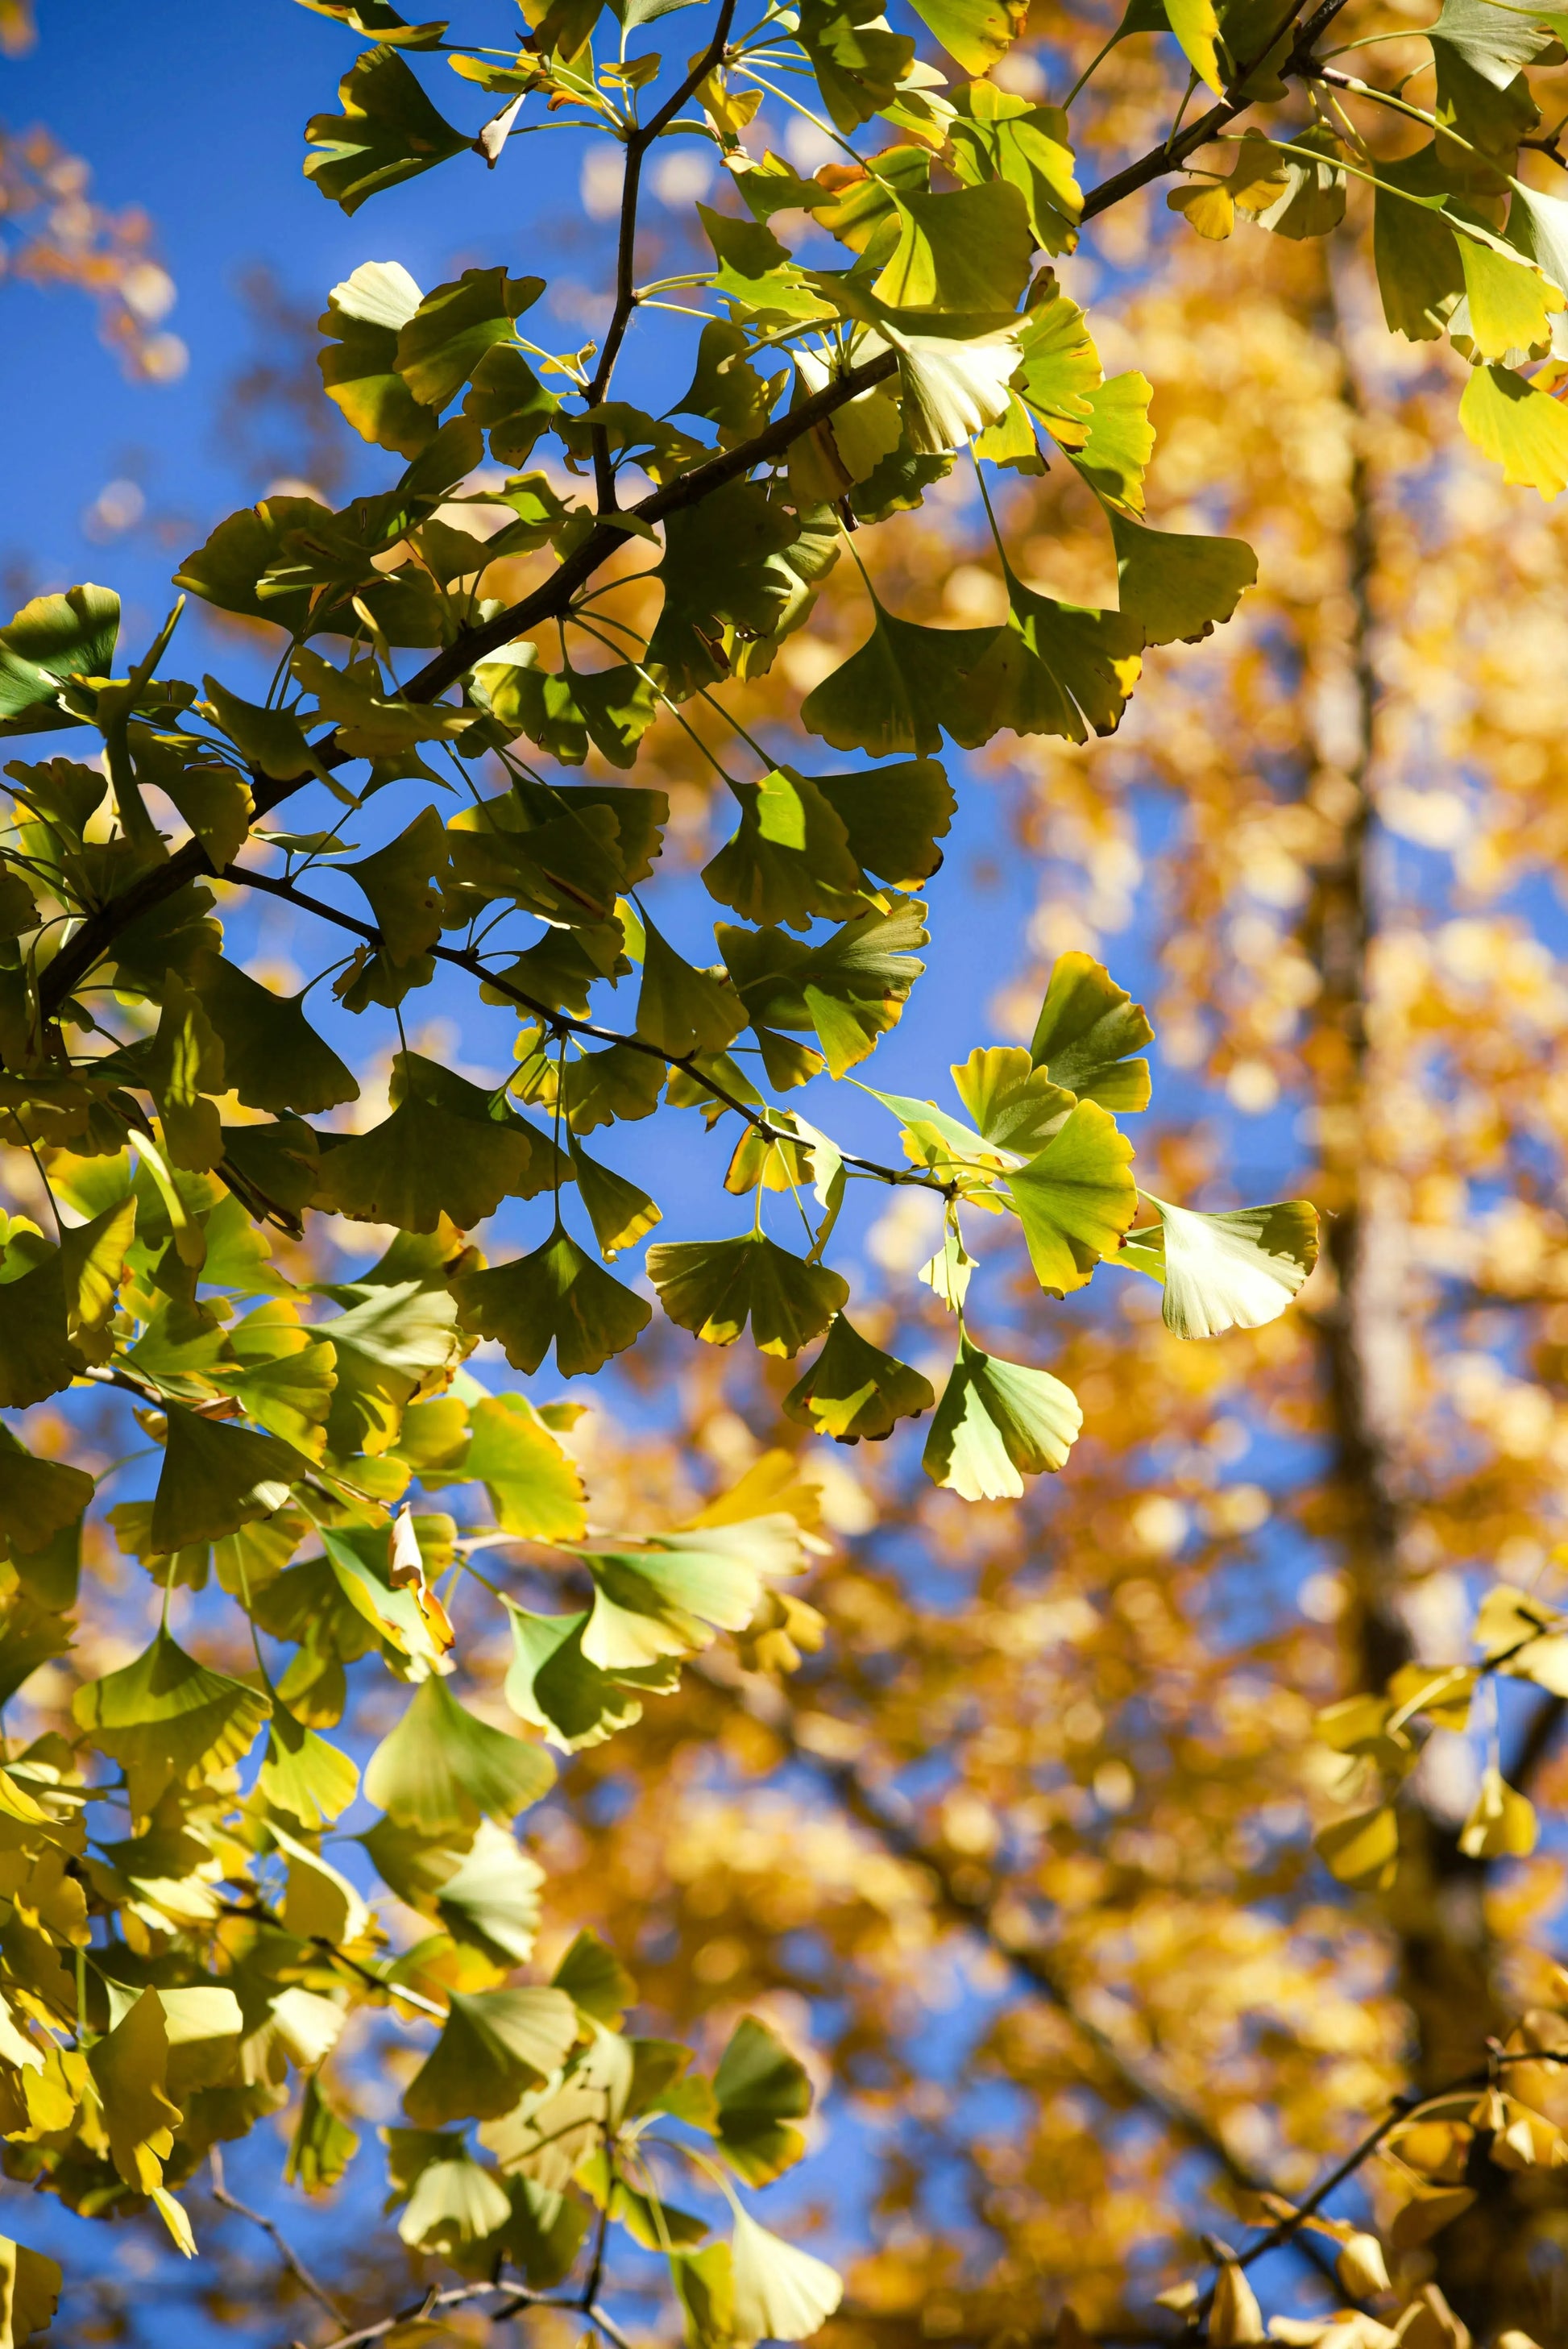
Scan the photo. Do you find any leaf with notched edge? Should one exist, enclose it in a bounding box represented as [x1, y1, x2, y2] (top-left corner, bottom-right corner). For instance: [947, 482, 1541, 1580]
[783, 1314, 935, 1442]
[451, 1230, 652, 1375]
[923, 1338, 1082, 1498]
[648, 1235, 848, 1356]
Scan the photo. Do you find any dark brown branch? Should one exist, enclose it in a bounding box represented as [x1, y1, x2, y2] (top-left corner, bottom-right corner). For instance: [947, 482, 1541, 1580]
[218, 861, 953, 1197]
[36, 347, 898, 1022]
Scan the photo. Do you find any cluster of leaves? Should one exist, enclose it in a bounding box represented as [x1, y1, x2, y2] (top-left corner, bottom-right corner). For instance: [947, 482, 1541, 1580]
[23, 0, 1568, 2323]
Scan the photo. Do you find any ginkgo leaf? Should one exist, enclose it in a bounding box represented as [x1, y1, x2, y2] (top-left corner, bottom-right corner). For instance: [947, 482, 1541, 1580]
[1029, 950, 1154, 1108]
[554, 1928, 638, 2027]
[579, 1530, 778, 1669]
[1108, 508, 1257, 646]
[1164, 0, 1224, 89]
[1458, 360, 1568, 496]
[366, 1671, 554, 1836]
[399, 2149, 513, 2251]
[950, 1047, 1076, 1156]
[1455, 234, 1558, 359]
[0, 583, 118, 737]
[648, 1235, 848, 1356]
[258, 1697, 360, 1828]
[1123, 1195, 1319, 1338]
[801, 587, 994, 757]
[873, 183, 1034, 314]
[812, 759, 955, 888]
[714, 2017, 813, 2185]
[343, 807, 450, 965]
[906, 0, 1025, 73]
[701, 768, 869, 930]
[313, 1054, 539, 1231]
[0, 2235, 62, 2346]
[923, 1339, 1082, 1499]
[305, 40, 469, 213]
[73, 1630, 271, 1814]
[1458, 1764, 1537, 1857]
[403, 1986, 580, 2126]
[568, 1139, 662, 1261]
[87, 1989, 180, 2194]
[393, 264, 544, 408]
[461, 1392, 587, 1543]
[321, 1524, 455, 1674]
[0, 1432, 92, 1554]
[318, 257, 438, 456]
[150, 1403, 308, 1553]
[637, 919, 747, 1057]
[1316, 1804, 1400, 1890]
[730, 2207, 843, 2342]
[948, 566, 1143, 747]
[783, 1314, 935, 1442]
[890, 327, 1024, 454]
[504, 1604, 664, 1750]
[452, 1230, 652, 1375]
[285, 2072, 361, 2196]
[947, 81, 1080, 254]
[1007, 1101, 1139, 1294]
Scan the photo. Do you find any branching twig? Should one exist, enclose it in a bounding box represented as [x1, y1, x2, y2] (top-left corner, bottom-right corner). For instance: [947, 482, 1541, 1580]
[209, 2145, 347, 2324]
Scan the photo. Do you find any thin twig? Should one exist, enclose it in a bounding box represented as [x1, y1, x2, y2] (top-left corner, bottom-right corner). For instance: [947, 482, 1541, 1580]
[209, 2145, 347, 2324]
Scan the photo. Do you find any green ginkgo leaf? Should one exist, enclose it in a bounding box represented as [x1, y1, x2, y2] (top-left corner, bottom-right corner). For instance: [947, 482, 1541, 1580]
[342, 807, 450, 967]
[365, 1815, 545, 1965]
[403, 1986, 580, 2127]
[0, 1431, 93, 1554]
[0, 583, 118, 737]
[304, 41, 469, 214]
[567, 1138, 662, 1261]
[1122, 1194, 1319, 1338]
[924, 1338, 1082, 1500]
[801, 586, 994, 758]
[462, 1393, 587, 1542]
[189, 949, 358, 1115]
[398, 2149, 512, 2252]
[947, 80, 1080, 252]
[504, 1603, 667, 1750]
[949, 1047, 1076, 1156]
[730, 2207, 843, 2342]
[783, 1314, 935, 1442]
[579, 1533, 773, 1669]
[73, 1629, 271, 1815]
[1458, 361, 1568, 496]
[284, 2073, 361, 2197]
[393, 264, 544, 408]
[1007, 1101, 1139, 1294]
[451, 1229, 652, 1375]
[636, 919, 747, 1059]
[798, 0, 915, 131]
[258, 1697, 360, 1828]
[150, 1404, 308, 1554]
[906, 0, 1025, 73]
[949, 565, 1142, 748]
[811, 758, 955, 889]
[720, 899, 928, 1078]
[1028, 950, 1154, 1109]
[873, 182, 1034, 313]
[553, 1928, 638, 2027]
[647, 1234, 848, 1355]
[701, 768, 869, 931]
[317, 258, 438, 456]
[364, 1671, 555, 1836]
[1107, 508, 1258, 647]
[313, 1055, 539, 1231]
[714, 2017, 814, 2185]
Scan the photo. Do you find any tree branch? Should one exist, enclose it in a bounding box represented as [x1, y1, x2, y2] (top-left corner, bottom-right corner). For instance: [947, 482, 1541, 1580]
[36, 347, 898, 1023]
[209, 2145, 346, 2325]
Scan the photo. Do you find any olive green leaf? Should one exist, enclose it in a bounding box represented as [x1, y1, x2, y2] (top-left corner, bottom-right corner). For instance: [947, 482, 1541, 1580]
[318, 259, 439, 456]
[702, 768, 869, 930]
[398, 2148, 512, 2251]
[73, 1629, 272, 1814]
[392, 264, 545, 407]
[648, 1234, 848, 1355]
[258, 1696, 360, 1828]
[783, 1314, 935, 1443]
[0, 584, 119, 737]
[568, 1137, 662, 1261]
[215, 1311, 338, 1461]
[1372, 147, 1465, 340]
[189, 949, 358, 1116]
[365, 1814, 545, 1963]
[150, 1404, 309, 1553]
[1429, 0, 1561, 83]
[950, 1047, 1075, 1155]
[554, 1928, 638, 2027]
[1458, 361, 1568, 495]
[342, 805, 450, 965]
[811, 758, 954, 890]
[403, 1986, 580, 2126]
[284, 2073, 361, 2197]
[1121, 1195, 1319, 1338]
[673, 317, 786, 446]
[720, 898, 927, 1077]
[555, 1042, 665, 1135]
[0, 1431, 93, 1554]
[139, 971, 226, 1172]
[1029, 950, 1154, 1109]
[1014, 280, 1101, 447]
[1008, 1101, 1139, 1294]
[801, 585, 994, 758]
[314, 1054, 541, 1231]
[730, 2207, 843, 2341]
[452, 1230, 652, 1375]
[462, 1392, 588, 1542]
[321, 1524, 454, 1673]
[365, 1670, 556, 1836]
[637, 919, 747, 1057]
[1070, 373, 1155, 512]
[504, 1603, 669, 1750]
[873, 182, 1034, 313]
[293, 648, 478, 757]
[298, 1, 447, 41]
[201, 677, 316, 782]
[948, 82, 1081, 255]
[647, 483, 808, 698]
[798, 0, 915, 129]
[949, 566, 1143, 748]
[672, 2243, 738, 2349]
[305, 41, 469, 213]
[579, 1528, 781, 1669]
[923, 1338, 1082, 1499]
[0, 1247, 76, 1409]
[317, 1258, 466, 1458]
[714, 2016, 813, 2185]
[1105, 507, 1257, 647]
